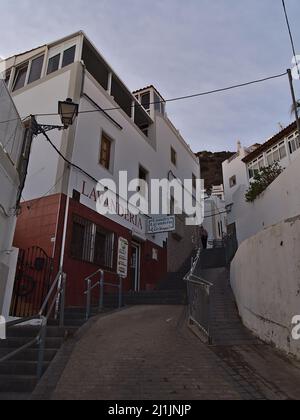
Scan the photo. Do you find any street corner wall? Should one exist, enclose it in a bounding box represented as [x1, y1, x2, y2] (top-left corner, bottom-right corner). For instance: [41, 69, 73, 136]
[230, 216, 300, 359]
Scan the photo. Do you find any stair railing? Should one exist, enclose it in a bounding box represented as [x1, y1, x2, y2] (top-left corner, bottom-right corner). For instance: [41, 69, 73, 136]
[0, 271, 66, 379]
[84, 269, 123, 320]
[185, 248, 213, 344]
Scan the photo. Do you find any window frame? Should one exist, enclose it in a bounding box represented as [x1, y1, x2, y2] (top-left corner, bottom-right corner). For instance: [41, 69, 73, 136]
[171, 147, 177, 166]
[229, 175, 237, 188]
[47, 53, 61, 75]
[62, 45, 76, 68]
[70, 215, 115, 269]
[12, 53, 45, 92]
[99, 132, 113, 171]
[28, 54, 45, 85]
[12, 62, 29, 92]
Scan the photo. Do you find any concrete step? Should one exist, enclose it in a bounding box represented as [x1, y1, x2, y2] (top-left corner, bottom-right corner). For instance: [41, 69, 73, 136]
[7, 326, 65, 339]
[0, 375, 37, 393]
[0, 361, 49, 376]
[0, 337, 63, 350]
[48, 318, 86, 328]
[0, 348, 57, 362]
[0, 392, 31, 400]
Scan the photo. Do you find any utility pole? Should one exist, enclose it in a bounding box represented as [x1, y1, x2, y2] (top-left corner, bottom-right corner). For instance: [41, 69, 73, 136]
[287, 69, 300, 136]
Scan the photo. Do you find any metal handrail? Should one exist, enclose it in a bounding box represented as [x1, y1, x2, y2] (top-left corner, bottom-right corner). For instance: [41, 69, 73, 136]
[185, 248, 213, 343]
[0, 271, 66, 378]
[84, 269, 123, 320]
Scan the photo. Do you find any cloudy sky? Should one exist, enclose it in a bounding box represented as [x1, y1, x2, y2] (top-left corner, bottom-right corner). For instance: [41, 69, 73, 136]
[1, 0, 300, 152]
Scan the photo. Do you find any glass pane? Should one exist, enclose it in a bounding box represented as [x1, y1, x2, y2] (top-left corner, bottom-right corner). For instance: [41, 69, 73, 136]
[279, 145, 287, 159]
[5, 71, 11, 85]
[273, 150, 280, 161]
[141, 92, 150, 110]
[267, 154, 273, 166]
[154, 92, 161, 112]
[28, 55, 44, 84]
[47, 54, 60, 75]
[62, 46, 76, 68]
[13, 64, 28, 91]
[258, 160, 264, 169]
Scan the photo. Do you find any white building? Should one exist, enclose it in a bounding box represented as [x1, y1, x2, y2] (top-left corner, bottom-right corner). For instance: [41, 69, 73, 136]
[203, 191, 227, 248]
[2, 31, 200, 309]
[0, 79, 26, 317]
[222, 122, 300, 243]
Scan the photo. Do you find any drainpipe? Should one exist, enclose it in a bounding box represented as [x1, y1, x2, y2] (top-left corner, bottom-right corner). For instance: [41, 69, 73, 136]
[59, 192, 70, 271]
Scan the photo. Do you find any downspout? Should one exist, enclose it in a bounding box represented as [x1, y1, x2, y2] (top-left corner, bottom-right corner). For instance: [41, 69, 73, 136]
[59, 62, 85, 272]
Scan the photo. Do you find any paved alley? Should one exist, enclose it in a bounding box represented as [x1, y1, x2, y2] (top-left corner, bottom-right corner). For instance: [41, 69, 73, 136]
[33, 304, 300, 401]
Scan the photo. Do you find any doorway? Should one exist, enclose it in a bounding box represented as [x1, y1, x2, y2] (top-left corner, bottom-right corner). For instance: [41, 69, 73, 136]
[131, 243, 141, 292]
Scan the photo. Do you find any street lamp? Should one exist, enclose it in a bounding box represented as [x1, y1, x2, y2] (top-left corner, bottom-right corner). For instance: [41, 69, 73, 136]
[30, 98, 79, 135]
[58, 98, 79, 129]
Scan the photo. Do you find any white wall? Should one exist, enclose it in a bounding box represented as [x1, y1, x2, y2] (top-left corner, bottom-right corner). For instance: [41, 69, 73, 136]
[0, 81, 23, 315]
[231, 217, 300, 359]
[204, 196, 227, 246]
[222, 147, 249, 227]
[229, 151, 300, 244]
[12, 69, 73, 201]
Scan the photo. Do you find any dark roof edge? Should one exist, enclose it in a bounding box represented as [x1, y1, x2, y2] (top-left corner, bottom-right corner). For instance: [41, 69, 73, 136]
[242, 121, 297, 163]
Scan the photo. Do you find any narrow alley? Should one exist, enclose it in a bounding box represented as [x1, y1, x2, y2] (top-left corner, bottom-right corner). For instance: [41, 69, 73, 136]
[31, 267, 300, 401]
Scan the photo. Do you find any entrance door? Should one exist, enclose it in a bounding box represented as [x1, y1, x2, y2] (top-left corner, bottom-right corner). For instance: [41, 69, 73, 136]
[131, 243, 141, 292]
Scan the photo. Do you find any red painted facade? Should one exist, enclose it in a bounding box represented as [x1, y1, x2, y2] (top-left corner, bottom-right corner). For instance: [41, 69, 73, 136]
[13, 194, 167, 307]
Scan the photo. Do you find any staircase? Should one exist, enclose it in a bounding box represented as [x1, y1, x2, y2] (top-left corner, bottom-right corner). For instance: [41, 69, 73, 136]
[0, 325, 66, 400]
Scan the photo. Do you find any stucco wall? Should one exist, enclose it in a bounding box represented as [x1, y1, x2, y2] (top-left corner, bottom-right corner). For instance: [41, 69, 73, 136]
[231, 217, 300, 359]
[229, 151, 300, 245]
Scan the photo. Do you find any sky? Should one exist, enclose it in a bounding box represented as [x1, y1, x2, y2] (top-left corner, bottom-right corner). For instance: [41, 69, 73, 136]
[1, 0, 300, 153]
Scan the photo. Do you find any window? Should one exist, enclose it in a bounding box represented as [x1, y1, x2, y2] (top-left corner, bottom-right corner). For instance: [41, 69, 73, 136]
[47, 54, 60, 75]
[62, 46, 76, 68]
[171, 147, 177, 166]
[248, 156, 264, 179]
[13, 63, 29, 91]
[71, 215, 114, 269]
[279, 141, 287, 159]
[192, 173, 197, 189]
[141, 92, 150, 113]
[100, 133, 112, 170]
[28, 55, 44, 84]
[154, 92, 165, 115]
[139, 166, 148, 182]
[94, 226, 114, 267]
[229, 175, 237, 188]
[288, 134, 300, 155]
[71, 218, 86, 261]
[4, 71, 11, 86]
[139, 165, 149, 196]
[139, 123, 149, 137]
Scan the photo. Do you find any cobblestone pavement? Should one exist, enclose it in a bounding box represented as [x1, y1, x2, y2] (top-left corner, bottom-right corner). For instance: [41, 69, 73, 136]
[48, 305, 300, 401]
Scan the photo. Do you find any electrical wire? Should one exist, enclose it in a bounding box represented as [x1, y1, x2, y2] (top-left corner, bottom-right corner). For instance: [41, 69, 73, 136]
[204, 210, 228, 220]
[282, 0, 300, 79]
[24, 168, 68, 212]
[0, 203, 10, 217]
[0, 71, 289, 125]
[32, 71, 287, 119]
[38, 128, 207, 220]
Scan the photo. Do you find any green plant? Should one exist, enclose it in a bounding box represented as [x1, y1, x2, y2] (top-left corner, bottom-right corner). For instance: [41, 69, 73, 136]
[245, 162, 283, 203]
